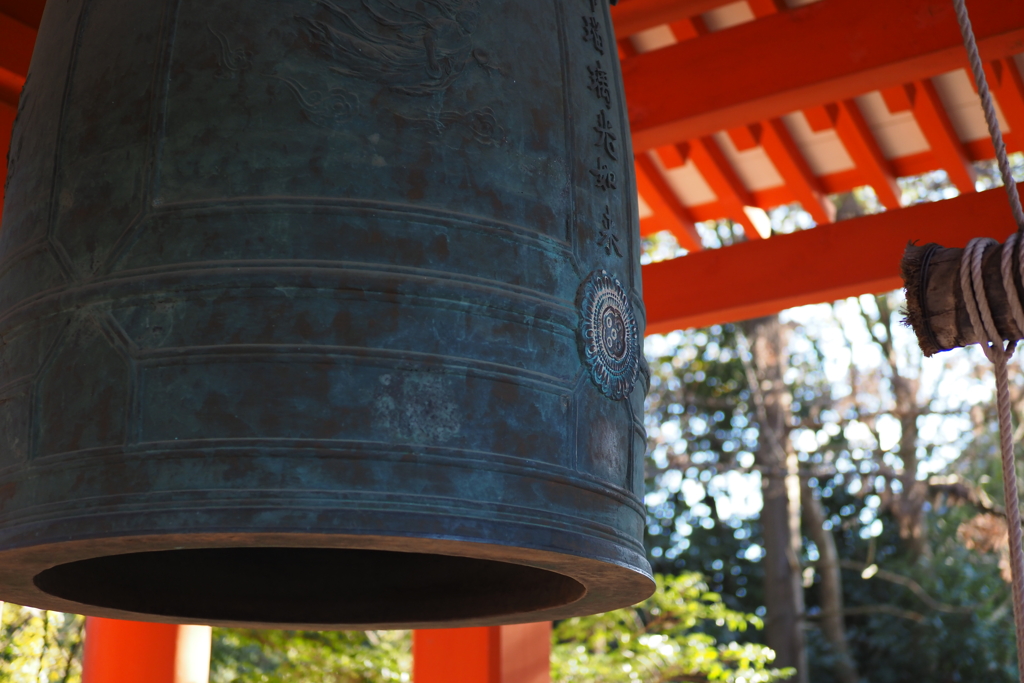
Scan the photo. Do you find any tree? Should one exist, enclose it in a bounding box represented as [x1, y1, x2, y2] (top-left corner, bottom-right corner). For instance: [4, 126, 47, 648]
[211, 629, 410, 683]
[741, 316, 808, 683]
[550, 573, 791, 683]
[0, 604, 83, 683]
[641, 284, 1024, 681]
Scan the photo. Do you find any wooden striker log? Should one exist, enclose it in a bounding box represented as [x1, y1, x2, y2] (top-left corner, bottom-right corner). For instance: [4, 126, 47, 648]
[902, 241, 1024, 356]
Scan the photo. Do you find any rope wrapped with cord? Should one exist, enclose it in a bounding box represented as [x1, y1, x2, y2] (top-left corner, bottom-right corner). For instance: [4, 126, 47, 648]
[901, 1, 1024, 678]
[958, 238, 1024, 678]
[903, 239, 1024, 355]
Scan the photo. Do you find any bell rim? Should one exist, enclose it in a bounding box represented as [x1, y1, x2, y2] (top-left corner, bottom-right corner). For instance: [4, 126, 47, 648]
[0, 529, 654, 629]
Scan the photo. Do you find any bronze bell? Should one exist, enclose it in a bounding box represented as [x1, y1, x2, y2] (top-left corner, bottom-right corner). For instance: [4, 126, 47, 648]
[0, 0, 652, 628]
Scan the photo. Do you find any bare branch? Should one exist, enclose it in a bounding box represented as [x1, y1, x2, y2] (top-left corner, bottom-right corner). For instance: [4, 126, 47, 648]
[840, 560, 975, 614]
[818, 605, 926, 622]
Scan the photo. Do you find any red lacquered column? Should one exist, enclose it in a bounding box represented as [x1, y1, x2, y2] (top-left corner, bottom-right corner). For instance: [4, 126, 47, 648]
[413, 623, 551, 683]
[82, 618, 211, 683]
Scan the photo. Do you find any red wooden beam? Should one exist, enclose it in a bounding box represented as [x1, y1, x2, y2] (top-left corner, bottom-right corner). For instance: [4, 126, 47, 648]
[0, 68, 21, 107]
[0, 10, 34, 107]
[617, 36, 638, 60]
[803, 104, 839, 132]
[0, 11, 34, 78]
[0, 7, 34, 220]
[654, 143, 688, 169]
[688, 136, 761, 239]
[759, 118, 836, 224]
[985, 58, 1024, 141]
[746, 0, 787, 15]
[832, 99, 902, 208]
[0, 0, 46, 29]
[668, 16, 703, 42]
[642, 183, 1021, 333]
[910, 80, 977, 193]
[623, 0, 1024, 152]
[880, 85, 914, 114]
[727, 124, 762, 152]
[610, 0, 732, 39]
[635, 153, 703, 250]
[0, 100, 14, 220]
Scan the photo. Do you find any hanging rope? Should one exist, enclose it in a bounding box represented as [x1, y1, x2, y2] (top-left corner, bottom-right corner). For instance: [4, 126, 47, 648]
[953, 0, 1024, 677]
[953, 0, 1024, 227]
[960, 238, 1024, 677]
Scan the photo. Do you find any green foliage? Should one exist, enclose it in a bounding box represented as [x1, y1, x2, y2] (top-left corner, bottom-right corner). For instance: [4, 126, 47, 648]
[641, 289, 1024, 682]
[211, 629, 410, 683]
[552, 574, 793, 683]
[0, 605, 83, 683]
[209, 575, 790, 683]
[644, 325, 765, 611]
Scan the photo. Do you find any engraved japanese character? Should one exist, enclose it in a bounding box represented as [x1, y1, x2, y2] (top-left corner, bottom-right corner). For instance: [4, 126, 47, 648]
[581, 15, 604, 54]
[590, 156, 617, 191]
[597, 205, 622, 256]
[587, 60, 611, 109]
[593, 110, 618, 160]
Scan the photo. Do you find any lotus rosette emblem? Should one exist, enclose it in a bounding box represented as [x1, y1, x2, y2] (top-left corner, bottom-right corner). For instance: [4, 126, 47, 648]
[578, 270, 640, 400]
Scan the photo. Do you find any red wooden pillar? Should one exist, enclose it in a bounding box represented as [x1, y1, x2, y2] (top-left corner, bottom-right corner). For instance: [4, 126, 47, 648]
[82, 618, 212, 683]
[413, 623, 551, 683]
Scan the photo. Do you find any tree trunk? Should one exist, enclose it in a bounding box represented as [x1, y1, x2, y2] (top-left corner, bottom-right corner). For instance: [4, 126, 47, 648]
[743, 316, 808, 683]
[801, 476, 858, 683]
[872, 295, 930, 559]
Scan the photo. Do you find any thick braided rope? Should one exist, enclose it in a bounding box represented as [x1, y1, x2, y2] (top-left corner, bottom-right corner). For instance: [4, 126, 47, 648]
[956, 0, 1024, 675]
[962, 238, 1002, 363]
[996, 345, 1024, 683]
[1001, 234, 1024, 338]
[962, 238, 1024, 679]
[953, 0, 1024, 232]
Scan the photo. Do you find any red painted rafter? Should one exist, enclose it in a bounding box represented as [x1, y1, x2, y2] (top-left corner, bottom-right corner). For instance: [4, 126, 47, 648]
[667, 18, 699, 42]
[654, 142, 688, 169]
[688, 136, 761, 239]
[984, 58, 1024, 139]
[726, 124, 762, 152]
[643, 183, 1023, 333]
[0, 0, 46, 30]
[0, 10, 33, 107]
[693, 137, 754, 208]
[0, 12, 33, 76]
[622, 0, 1024, 152]
[909, 80, 977, 192]
[880, 85, 913, 114]
[746, 0, 787, 15]
[831, 99, 902, 208]
[0, 100, 14, 220]
[759, 118, 836, 224]
[0, 68, 21, 108]
[635, 153, 703, 251]
[617, 33, 639, 60]
[0, 8, 34, 219]
[610, 0, 732, 39]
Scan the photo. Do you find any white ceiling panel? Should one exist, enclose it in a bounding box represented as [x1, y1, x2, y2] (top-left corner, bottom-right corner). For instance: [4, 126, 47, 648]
[931, 69, 1009, 139]
[782, 112, 855, 175]
[855, 92, 930, 159]
[702, 2, 756, 31]
[713, 131, 786, 191]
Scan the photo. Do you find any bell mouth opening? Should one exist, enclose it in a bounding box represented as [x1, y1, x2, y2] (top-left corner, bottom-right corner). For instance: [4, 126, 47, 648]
[33, 547, 586, 625]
